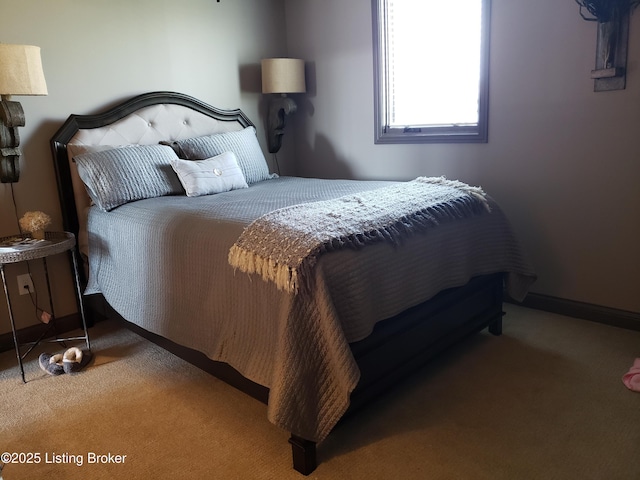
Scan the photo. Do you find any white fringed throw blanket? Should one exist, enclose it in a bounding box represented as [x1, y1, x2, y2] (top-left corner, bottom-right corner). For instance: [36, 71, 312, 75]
[229, 177, 490, 294]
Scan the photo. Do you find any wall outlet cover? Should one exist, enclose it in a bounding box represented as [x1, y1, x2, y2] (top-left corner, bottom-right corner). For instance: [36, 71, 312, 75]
[17, 274, 34, 295]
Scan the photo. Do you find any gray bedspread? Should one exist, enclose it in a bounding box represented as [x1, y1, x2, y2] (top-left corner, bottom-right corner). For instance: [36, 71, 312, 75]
[85, 176, 536, 442]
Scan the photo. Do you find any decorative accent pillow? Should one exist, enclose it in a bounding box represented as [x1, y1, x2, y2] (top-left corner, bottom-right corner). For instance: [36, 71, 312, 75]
[74, 144, 184, 211]
[170, 151, 248, 197]
[173, 126, 274, 184]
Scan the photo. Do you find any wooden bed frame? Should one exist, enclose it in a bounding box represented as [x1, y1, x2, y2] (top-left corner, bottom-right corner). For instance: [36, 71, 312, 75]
[50, 91, 505, 475]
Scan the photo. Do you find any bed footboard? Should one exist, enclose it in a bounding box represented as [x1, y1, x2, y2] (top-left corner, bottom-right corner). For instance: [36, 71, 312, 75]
[347, 273, 503, 413]
[287, 273, 504, 475]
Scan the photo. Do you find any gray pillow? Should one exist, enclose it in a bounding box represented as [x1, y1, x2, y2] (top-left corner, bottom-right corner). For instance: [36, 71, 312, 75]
[173, 127, 274, 184]
[74, 144, 184, 212]
[170, 151, 248, 197]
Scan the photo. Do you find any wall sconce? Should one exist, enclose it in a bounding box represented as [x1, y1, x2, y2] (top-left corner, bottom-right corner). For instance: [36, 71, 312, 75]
[261, 58, 306, 154]
[0, 44, 48, 183]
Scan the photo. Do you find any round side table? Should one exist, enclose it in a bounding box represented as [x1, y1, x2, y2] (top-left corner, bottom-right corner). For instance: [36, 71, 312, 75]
[0, 231, 90, 382]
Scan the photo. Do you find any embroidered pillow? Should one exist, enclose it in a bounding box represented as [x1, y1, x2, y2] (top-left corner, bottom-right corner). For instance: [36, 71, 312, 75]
[170, 151, 248, 197]
[173, 126, 274, 184]
[74, 144, 183, 212]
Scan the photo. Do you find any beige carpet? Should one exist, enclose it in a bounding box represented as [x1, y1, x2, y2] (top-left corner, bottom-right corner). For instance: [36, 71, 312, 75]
[1, 304, 639, 480]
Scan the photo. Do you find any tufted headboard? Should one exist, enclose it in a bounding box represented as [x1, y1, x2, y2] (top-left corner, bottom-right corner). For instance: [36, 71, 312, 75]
[50, 91, 254, 265]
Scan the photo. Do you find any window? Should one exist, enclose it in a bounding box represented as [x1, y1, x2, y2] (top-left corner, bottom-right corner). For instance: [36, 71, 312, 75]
[372, 0, 491, 144]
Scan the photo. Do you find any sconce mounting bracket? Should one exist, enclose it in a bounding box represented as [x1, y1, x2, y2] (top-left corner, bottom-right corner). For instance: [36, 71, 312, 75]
[266, 95, 297, 154]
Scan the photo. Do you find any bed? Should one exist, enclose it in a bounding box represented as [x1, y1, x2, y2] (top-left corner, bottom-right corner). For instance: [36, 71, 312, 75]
[50, 91, 536, 475]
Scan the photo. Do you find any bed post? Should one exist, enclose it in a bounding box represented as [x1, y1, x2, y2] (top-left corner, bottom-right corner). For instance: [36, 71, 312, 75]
[488, 313, 504, 335]
[289, 435, 317, 475]
[487, 274, 505, 336]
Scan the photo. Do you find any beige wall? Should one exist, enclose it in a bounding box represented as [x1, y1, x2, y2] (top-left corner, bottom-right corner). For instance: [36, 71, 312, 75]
[285, 0, 640, 314]
[0, 0, 288, 334]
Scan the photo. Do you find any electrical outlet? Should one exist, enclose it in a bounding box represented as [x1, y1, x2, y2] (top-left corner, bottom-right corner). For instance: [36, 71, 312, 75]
[17, 274, 34, 295]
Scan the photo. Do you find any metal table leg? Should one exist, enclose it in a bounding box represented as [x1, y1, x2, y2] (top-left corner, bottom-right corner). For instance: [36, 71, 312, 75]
[1, 263, 26, 383]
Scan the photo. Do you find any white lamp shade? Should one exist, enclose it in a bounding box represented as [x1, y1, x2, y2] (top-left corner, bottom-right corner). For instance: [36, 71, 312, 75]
[261, 58, 306, 94]
[0, 44, 48, 96]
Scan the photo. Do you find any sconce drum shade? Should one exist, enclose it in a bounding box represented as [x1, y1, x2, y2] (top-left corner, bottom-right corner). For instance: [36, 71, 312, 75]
[261, 58, 306, 94]
[0, 44, 48, 96]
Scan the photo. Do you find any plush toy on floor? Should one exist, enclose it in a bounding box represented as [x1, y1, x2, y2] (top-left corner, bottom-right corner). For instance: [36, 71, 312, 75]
[39, 347, 92, 376]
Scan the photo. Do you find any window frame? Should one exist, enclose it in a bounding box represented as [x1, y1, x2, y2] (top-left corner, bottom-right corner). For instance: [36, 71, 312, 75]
[372, 0, 492, 144]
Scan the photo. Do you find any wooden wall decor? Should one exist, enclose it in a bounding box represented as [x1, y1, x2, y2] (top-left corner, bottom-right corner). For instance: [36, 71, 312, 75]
[0, 98, 25, 183]
[575, 0, 638, 92]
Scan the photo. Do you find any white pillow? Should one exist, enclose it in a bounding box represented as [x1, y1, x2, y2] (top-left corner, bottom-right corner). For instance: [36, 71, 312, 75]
[170, 151, 248, 197]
